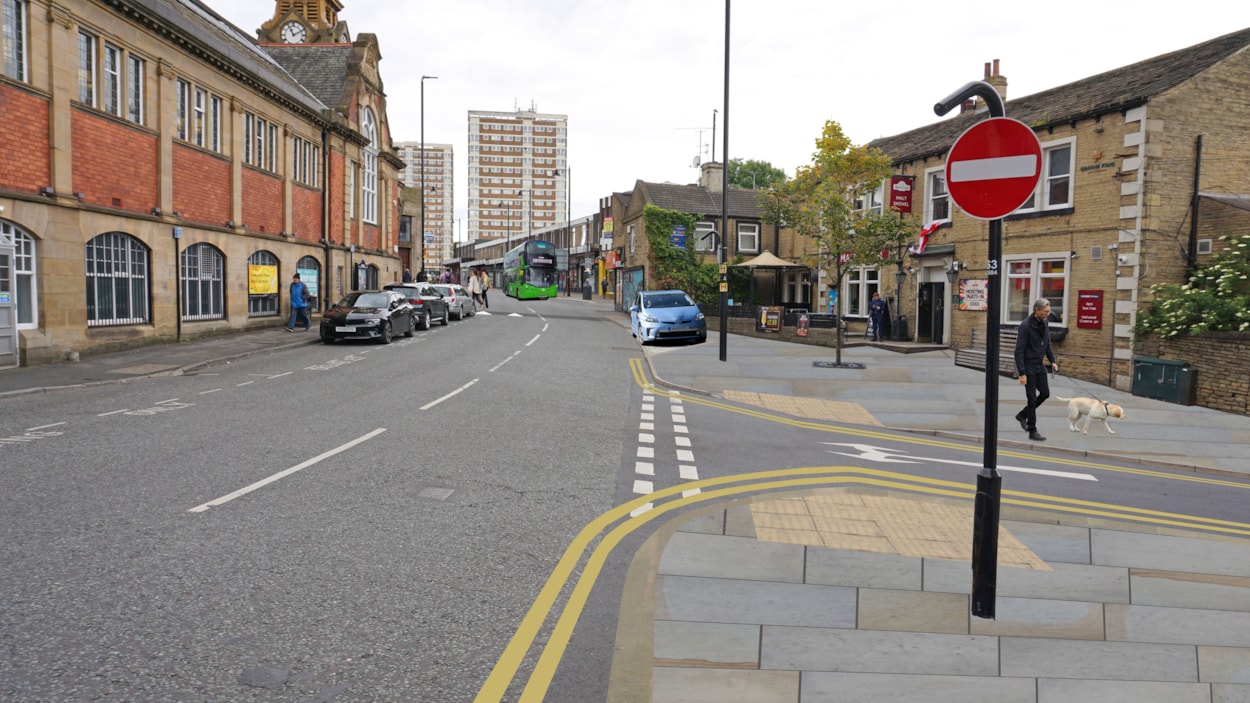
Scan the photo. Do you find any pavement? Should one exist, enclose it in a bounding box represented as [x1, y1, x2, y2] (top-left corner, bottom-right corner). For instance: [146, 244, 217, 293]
[3, 301, 1250, 702]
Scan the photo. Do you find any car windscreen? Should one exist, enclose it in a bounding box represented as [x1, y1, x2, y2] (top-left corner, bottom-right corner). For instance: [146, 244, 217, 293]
[353, 293, 391, 308]
[433, 285, 453, 296]
[386, 286, 422, 297]
[644, 294, 694, 308]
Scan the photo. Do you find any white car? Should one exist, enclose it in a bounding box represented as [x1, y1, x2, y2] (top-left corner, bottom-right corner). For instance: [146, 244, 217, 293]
[433, 284, 478, 320]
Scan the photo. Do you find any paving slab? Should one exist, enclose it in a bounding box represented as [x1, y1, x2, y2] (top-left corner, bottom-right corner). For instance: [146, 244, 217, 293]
[653, 621, 760, 669]
[657, 532, 804, 582]
[1106, 603, 1250, 647]
[804, 548, 922, 590]
[759, 626, 999, 676]
[654, 575, 857, 629]
[800, 672, 1036, 703]
[923, 559, 1130, 603]
[970, 597, 1106, 640]
[1036, 678, 1210, 703]
[1213, 683, 1250, 703]
[1000, 520, 1092, 564]
[1000, 638, 1198, 681]
[1093, 530, 1250, 577]
[1199, 646, 1250, 684]
[1131, 569, 1250, 611]
[652, 668, 799, 703]
[856, 588, 969, 634]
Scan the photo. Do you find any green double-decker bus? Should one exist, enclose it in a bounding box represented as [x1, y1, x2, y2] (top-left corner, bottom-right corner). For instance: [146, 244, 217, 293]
[503, 240, 559, 300]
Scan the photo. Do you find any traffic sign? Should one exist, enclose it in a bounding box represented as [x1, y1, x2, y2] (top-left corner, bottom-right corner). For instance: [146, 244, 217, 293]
[944, 117, 1042, 220]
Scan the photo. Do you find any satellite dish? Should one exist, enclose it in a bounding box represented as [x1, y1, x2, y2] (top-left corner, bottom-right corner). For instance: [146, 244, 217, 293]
[691, 155, 701, 168]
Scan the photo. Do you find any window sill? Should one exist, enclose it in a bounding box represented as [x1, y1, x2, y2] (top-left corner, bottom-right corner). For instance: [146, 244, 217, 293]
[1005, 206, 1075, 222]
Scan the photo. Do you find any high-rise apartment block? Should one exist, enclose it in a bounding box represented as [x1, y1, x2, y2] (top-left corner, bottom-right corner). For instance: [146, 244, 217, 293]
[467, 110, 567, 246]
[397, 142, 454, 269]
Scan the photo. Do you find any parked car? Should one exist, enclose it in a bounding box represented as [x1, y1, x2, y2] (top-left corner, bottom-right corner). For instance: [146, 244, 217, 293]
[433, 283, 477, 320]
[629, 290, 707, 344]
[319, 290, 415, 344]
[382, 282, 449, 329]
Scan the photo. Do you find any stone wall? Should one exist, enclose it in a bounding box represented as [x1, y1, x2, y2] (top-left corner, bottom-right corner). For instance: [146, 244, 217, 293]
[1134, 332, 1250, 415]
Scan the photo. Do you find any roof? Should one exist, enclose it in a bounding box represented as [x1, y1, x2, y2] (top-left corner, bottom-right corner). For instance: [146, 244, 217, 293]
[869, 27, 1250, 164]
[263, 46, 354, 107]
[1199, 192, 1250, 212]
[635, 181, 763, 219]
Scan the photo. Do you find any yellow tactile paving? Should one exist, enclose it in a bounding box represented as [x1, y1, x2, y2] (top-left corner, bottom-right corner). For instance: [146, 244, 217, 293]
[749, 490, 1050, 570]
[722, 390, 884, 426]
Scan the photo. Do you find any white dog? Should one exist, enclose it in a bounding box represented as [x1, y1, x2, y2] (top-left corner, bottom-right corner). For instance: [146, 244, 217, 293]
[1053, 395, 1126, 435]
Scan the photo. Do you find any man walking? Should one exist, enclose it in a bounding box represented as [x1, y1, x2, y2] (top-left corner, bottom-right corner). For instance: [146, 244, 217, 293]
[286, 273, 311, 332]
[1014, 298, 1059, 441]
[868, 292, 887, 342]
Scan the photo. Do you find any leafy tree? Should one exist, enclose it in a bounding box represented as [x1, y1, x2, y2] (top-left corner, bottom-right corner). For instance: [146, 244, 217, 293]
[760, 120, 918, 363]
[727, 158, 786, 190]
[1134, 233, 1250, 338]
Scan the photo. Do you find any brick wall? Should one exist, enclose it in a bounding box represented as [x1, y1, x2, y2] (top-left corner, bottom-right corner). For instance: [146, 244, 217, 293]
[1135, 332, 1250, 415]
[240, 167, 282, 235]
[292, 184, 321, 242]
[0, 84, 50, 193]
[70, 109, 157, 214]
[172, 144, 230, 226]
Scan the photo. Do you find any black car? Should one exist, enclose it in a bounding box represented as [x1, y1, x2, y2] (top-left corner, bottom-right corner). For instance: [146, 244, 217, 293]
[382, 282, 449, 330]
[319, 290, 416, 344]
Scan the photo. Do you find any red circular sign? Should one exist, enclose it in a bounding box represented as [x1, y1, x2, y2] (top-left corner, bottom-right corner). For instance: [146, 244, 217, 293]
[944, 117, 1042, 220]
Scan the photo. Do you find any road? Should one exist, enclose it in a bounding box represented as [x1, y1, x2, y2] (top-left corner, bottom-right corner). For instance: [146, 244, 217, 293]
[3, 295, 1249, 702]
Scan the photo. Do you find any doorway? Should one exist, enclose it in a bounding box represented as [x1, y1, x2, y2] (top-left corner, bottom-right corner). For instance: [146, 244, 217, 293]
[917, 281, 948, 344]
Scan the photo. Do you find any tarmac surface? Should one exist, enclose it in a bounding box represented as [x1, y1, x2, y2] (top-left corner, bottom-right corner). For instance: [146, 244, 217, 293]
[3, 299, 1250, 702]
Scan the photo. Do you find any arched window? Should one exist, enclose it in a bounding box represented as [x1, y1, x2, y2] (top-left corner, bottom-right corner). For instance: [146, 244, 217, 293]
[361, 106, 378, 224]
[181, 243, 224, 320]
[85, 231, 149, 326]
[1, 222, 37, 328]
[247, 250, 279, 317]
[296, 255, 321, 309]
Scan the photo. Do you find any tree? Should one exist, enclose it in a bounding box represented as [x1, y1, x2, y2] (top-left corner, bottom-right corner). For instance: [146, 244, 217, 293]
[1134, 233, 1250, 338]
[727, 158, 786, 190]
[760, 120, 918, 364]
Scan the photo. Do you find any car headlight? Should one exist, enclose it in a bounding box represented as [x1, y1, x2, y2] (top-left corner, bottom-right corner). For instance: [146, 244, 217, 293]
[696, 312, 705, 320]
[643, 315, 659, 323]
[365, 318, 380, 325]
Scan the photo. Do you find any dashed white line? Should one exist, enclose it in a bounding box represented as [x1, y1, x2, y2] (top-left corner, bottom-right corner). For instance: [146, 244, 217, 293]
[155, 398, 180, 405]
[674, 425, 688, 434]
[199, 388, 222, 395]
[675, 436, 691, 447]
[679, 465, 699, 481]
[490, 351, 522, 373]
[97, 409, 129, 417]
[641, 413, 654, 421]
[268, 372, 293, 379]
[637, 446, 655, 459]
[635, 462, 655, 476]
[638, 433, 655, 444]
[640, 422, 654, 431]
[676, 449, 694, 462]
[632, 479, 653, 494]
[642, 404, 654, 412]
[26, 422, 66, 432]
[420, 379, 480, 410]
[236, 381, 254, 386]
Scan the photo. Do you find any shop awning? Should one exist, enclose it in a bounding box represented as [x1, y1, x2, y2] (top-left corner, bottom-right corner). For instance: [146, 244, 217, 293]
[732, 250, 802, 268]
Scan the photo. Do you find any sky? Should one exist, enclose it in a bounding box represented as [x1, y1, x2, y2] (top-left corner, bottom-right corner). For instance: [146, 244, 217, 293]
[209, 0, 1244, 241]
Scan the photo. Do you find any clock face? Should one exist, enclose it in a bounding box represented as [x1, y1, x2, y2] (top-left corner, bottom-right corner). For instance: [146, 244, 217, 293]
[281, 21, 307, 43]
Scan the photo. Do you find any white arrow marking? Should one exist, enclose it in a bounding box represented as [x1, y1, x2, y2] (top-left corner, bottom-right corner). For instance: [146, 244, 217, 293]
[821, 443, 1097, 481]
[950, 154, 1037, 182]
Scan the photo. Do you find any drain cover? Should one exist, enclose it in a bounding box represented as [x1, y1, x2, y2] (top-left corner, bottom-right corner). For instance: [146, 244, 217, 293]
[813, 361, 866, 369]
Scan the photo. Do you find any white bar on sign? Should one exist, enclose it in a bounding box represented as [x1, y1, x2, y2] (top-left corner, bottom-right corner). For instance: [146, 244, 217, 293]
[949, 154, 1037, 182]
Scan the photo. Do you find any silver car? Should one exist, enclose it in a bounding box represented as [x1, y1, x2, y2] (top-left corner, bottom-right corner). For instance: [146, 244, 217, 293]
[433, 283, 478, 320]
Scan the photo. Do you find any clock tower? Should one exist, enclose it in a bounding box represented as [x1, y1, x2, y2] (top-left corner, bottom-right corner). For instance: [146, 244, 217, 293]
[258, 0, 351, 44]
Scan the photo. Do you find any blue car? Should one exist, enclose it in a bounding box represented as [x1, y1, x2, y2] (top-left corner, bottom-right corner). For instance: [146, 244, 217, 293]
[630, 290, 707, 344]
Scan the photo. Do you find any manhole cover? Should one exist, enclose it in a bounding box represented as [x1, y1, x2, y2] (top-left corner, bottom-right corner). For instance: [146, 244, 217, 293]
[813, 361, 866, 369]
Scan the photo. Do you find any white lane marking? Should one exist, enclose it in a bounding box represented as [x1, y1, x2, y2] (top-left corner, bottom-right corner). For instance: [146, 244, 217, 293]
[268, 372, 293, 379]
[641, 413, 654, 421]
[525, 334, 541, 347]
[26, 422, 66, 432]
[949, 154, 1038, 182]
[490, 351, 522, 373]
[638, 433, 655, 444]
[635, 462, 654, 476]
[672, 413, 686, 423]
[98, 409, 129, 417]
[541, 323, 549, 332]
[199, 388, 222, 395]
[681, 488, 702, 498]
[676, 449, 695, 462]
[629, 503, 653, 518]
[675, 436, 692, 447]
[643, 395, 654, 402]
[508, 313, 523, 317]
[237, 381, 254, 386]
[640, 422, 654, 431]
[420, 379, 480, 411]
[820, 443, 1098, 481]
[189, 428, 387, 512]
[155, 398, 180, 405]
[637, 446, 655, 459]
[632, 479, 653, 495]
[674, 425, 688, 434]
[641, 404, 654, 412]
[679, 465, 699, 481]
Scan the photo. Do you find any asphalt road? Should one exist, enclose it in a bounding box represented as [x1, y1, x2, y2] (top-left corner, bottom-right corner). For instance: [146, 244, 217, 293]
[4, 295, 1249, 702]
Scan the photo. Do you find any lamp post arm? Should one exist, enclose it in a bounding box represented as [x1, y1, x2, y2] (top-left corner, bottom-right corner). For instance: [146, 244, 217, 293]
[934, 80, 1004, 118]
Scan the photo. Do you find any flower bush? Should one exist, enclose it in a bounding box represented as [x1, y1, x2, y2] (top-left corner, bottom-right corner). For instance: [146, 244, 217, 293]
[1135, 233, 1250, 338]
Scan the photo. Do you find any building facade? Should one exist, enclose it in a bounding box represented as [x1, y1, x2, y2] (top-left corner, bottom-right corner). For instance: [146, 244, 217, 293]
[0, 0, 405, 367]
[396, 141, 453, 272]
[467, 109, 567, 247]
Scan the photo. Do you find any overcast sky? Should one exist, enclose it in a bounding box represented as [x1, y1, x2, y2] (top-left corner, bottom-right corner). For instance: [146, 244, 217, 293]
[210, 0, 1242, 241]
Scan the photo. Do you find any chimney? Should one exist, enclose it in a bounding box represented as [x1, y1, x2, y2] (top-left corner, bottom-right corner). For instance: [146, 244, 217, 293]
[960, 98, 976, 114]
[985, 58, 1007, 102]
[700, 161, 724, 193]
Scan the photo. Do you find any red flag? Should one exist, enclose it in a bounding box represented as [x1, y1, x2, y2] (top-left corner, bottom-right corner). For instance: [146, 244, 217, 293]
[909, 221, 942, 255]
[881, 247, 891, 260]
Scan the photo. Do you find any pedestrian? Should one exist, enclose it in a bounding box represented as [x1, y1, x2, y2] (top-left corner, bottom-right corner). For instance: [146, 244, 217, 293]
[402, 268, 412, 283]
[439, 267, 453, 284]
[1013, 297, 1060, 442]
[601, 277, 608, 297]
[416, 268, 428, 282]
[286, 273, 311, 332]
[868, 292, 887, 342]
[467, 267, 482, 307]
[479, 269, 491, 309]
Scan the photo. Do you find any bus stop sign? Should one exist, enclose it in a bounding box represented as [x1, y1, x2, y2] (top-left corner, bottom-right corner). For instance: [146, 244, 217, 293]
[944, 117, 1042, 220]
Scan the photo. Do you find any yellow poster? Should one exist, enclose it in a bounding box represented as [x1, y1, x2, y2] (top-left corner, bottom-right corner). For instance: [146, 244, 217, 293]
[248, 265, 278, 295]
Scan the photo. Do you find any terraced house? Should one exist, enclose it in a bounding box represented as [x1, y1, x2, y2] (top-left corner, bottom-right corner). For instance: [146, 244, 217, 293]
[867, 29, 1250, 408]
[0, 0, 405, 368]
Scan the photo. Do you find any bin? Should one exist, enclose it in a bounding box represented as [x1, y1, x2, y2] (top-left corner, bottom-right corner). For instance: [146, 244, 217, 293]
[1132, 357, 1197, 405]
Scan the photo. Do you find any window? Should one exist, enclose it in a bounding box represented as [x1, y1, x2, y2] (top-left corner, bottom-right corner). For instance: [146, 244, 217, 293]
[1004, 253, 1068, 325]
[243, 113, 252, 163]
[628, 223, 635, 255]
[176, 79, 189, 140]
[208, 95, 220, 152]
[694, 220, 717, 252]
[854, 184, 884, 216]
[347, 161, 355, 220]
[246, 250, 279, 317]
[1, 222, 36, 327]
[268, 123, 278, 171]
[1017, 138, 1075, 213]
[181, 243, 223, 320]
[737, 222, 759, 253]
[926, 167, 949, 223]
[77, 30, 96, 106]
[361, 107, 378, 223]
[126, 55, 143, 124]
[2, 0, 26, 82]
[842, 266, 880, 317]
[102, 43, 121, 116]
[192, 87, 205, 147]
[85, 232, 149, 326]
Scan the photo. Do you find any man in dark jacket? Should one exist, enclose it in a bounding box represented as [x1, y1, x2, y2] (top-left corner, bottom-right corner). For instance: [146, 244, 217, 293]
[1013, 298, 1059, 441]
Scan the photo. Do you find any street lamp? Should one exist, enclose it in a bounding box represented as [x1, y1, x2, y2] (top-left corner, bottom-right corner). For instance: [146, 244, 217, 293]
[554, 167, 571, 295]
[420, 74, 438, 278]
[517, 188, 531, 240]
[893, 242, 908, 341]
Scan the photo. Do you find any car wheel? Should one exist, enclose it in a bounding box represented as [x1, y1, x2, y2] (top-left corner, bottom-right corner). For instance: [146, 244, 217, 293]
[419, 310, 431, 330]
[320, 331, 335, 344]
[440, 308, 449, 326]
[404, 314, 415, 337]
[378, 320, 393, 344]
[452, 305, 462, 321]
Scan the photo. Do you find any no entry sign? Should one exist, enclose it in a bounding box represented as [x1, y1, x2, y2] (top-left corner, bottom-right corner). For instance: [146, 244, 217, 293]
[944, 117, 1042, 220]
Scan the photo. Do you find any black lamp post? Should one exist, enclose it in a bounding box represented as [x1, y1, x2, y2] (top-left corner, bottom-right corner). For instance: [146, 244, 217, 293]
[892, 242, 908, 341]
[420, 74, 437, 278]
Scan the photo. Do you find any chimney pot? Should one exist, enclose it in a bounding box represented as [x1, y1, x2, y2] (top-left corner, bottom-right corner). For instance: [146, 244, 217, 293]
[993, 58, 1000, 76]
[984, 62, 991, 79]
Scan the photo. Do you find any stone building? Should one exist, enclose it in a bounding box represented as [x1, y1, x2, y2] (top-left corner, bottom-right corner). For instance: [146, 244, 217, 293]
[0, 0, 404, 367]
[867, 29, 1250, 391]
